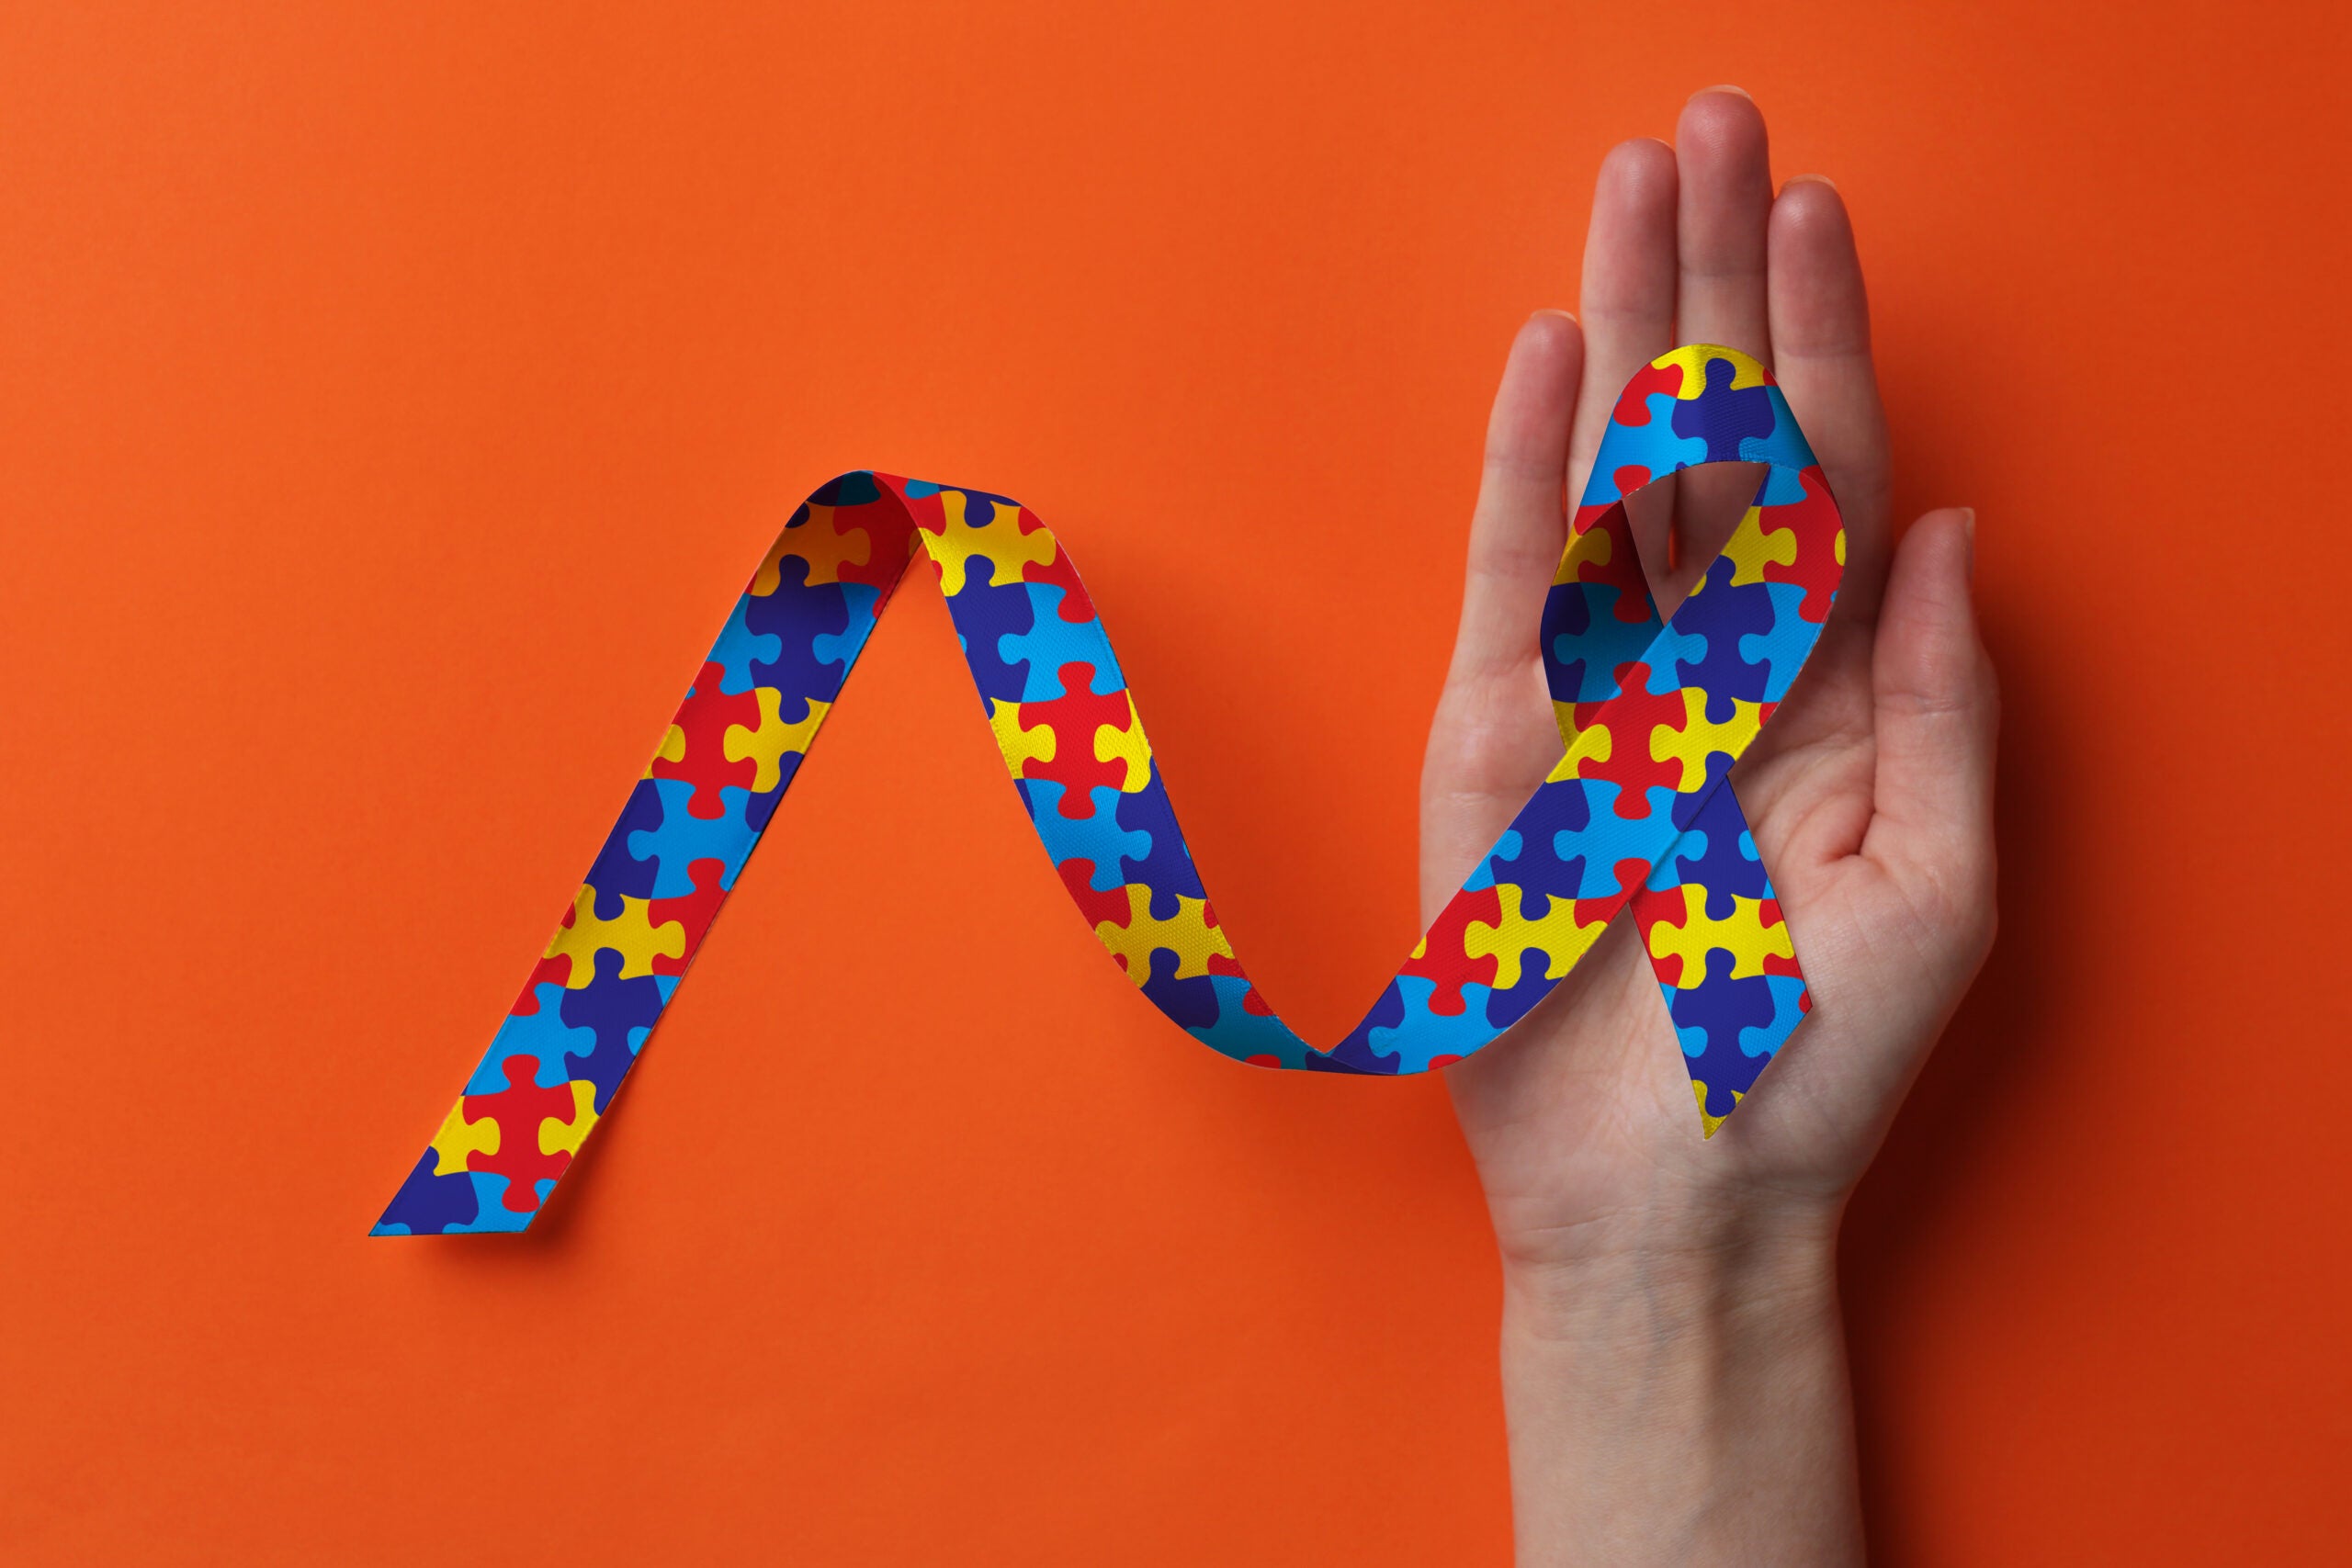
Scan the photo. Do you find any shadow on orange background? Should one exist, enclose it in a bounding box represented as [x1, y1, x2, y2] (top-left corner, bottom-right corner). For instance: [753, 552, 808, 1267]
[2, 4, 2345, 1563]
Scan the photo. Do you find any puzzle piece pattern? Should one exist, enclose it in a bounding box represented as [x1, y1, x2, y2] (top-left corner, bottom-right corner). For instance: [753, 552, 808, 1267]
[377, 345, 1840, 1235]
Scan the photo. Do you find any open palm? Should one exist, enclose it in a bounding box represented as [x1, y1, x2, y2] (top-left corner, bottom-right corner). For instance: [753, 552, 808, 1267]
[1424, 89, 1998, 1276]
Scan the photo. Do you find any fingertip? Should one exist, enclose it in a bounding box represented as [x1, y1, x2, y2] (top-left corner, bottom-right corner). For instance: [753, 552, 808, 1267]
[1522, 305, 1580, 339]
[1879, 508, 1987, 682]
[1677, 84, 1769, 153]
[1505, 308, 1583, 385]
[1770, 175, 1858, 258]
[1598, 136, 1678, 201]
[1899, 507, 1976, 593]
[1484, 310, 1582, 483]
[1867, 506, 2000, 897]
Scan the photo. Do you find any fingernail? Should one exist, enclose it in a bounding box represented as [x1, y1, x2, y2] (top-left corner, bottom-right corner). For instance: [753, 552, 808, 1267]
[1957, 508, 1977, 581]
[1784, 173, 1838, 192]
[1519, 309, 1577, 351]
[1691, 84, 1752, 101]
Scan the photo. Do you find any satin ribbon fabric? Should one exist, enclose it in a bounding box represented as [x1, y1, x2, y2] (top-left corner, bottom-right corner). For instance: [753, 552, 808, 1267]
[377, 344, 1841, 1235]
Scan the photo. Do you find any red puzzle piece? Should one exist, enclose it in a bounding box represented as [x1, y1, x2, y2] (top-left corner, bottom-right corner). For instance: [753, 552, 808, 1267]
[1398, 886, 1504, 1016]
[462, 1056, 581, 1213]
[647, 661, 762, 818]
[1611, 358, 1685, 424]
[1022, 539, 1097, 621]
[1573, 660, 1689, 818]
[1758, 464, 1843, 623]
[648, 858, 729, 976]
[1020, 663, 1136, 817]
[1567, 499, 1657, 624]
[1057, 858, 1134, 931]
[825, 496, 917, 592]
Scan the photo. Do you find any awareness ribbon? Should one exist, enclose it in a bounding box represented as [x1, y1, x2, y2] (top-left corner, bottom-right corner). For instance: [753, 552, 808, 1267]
[377, 344, 1842, 1235]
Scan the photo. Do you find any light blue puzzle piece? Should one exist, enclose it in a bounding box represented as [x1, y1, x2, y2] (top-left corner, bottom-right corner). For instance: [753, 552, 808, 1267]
[1577, 394, 1711, 505]
[1464, 830, 1517, 892]
[1187, 976, 1316, 1068]
[1366, 976, 1502, 1073]
[1555, 781, 1685, 898]
[1646, 829, 1709, 891]
[442, 1174, 535, 1234]
[465, 984, 596, 1094]
[810, 581, 883, 673]
[1737, 392, 1817, 471]
[1018, 780, 1153, 890]
[1740, 975, 1810, 1059]
[626, 778, 760, 897]
[1736, 582, 1817, 702]
[999, 585, 1125, 700]
[705, 595, 784, 694]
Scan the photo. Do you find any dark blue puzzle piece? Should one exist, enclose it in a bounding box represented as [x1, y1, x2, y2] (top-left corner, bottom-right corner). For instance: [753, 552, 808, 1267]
[1138, 947, 1220, 1032]
[376, 1149, 481, 1235]
[1492, 779, 1602, 912]
[560, 948, 670, 1111]
[1668, 950, 1781, 1116]
[1113, 764, 1206, 919]
[745, 555, 857, 704]
[1485, 950, 1563, 1032]
[582, 777, 667, 916]
[808, 470, 883, 508]
[1670, 557, 1781, 708]
[1657, 784, 1772, 918]
[1672, 356, 1777, 463]
[947, 573, 1040, 705]
[1325, 980, 1408, 1074]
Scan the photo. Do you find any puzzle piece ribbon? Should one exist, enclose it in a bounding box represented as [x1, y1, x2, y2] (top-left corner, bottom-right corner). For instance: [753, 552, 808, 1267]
[378, 344, 1843, 1235]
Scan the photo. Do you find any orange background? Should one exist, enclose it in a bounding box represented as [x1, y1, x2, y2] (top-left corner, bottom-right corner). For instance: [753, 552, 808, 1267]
[3, 4, 2346, 1562]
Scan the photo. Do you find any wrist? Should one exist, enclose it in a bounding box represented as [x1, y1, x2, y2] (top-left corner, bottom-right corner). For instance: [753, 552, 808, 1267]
[1497, 1200, 1843, 1349]
[1492, 1213, 1860, 1567]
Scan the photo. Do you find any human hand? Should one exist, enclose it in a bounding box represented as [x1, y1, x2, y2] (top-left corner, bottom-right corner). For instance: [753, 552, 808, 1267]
[1421, 89, 1997, 1564]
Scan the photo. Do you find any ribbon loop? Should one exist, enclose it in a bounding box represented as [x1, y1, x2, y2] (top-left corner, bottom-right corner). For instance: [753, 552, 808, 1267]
[377, 344, 1841, 1235]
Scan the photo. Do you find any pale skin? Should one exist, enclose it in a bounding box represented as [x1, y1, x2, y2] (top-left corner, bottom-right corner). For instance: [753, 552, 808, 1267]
[1424, 90, 1998, 1563]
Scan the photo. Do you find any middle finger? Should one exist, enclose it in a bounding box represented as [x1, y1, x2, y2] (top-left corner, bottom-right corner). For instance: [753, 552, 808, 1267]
[1673, 86, 1776, 364]
[1661, 88, 1778, 598]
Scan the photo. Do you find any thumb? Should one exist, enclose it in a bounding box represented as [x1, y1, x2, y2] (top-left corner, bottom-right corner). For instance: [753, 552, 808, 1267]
[1862, 508, 1999, 908]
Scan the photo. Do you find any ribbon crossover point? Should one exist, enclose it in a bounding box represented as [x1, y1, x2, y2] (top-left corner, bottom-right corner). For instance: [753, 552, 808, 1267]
[377, 344, 1843, 1235]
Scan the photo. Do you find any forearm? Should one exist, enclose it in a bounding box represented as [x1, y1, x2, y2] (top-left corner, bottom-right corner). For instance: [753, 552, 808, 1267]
[1496, 1221, 1862, 1567]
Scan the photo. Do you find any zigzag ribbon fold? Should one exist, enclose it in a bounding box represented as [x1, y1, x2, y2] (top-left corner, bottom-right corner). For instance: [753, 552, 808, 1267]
[378, 344, 1842, 1235]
